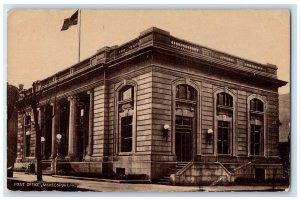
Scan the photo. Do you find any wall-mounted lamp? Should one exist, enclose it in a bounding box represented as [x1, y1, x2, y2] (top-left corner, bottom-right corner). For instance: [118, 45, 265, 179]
[207, 128, 213, 145]
[25, 131, 31, 136]
[56, 134, 62, 159]
[56, 134, 62, 142]
[79, 109, 85, 125]
[163, 124, 170, 142]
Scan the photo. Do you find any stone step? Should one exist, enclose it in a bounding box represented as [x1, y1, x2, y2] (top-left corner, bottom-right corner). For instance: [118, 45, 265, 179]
[156, 162, 190, 185]
[157, 180, 171, 185]
[169, 170, 180, 174]
[175, 165, 188, 168]
[176, 163, 189, 166]
[161, 177, 170, 180]
[173, 167, 183, 170]
[157, 181, 170, 185]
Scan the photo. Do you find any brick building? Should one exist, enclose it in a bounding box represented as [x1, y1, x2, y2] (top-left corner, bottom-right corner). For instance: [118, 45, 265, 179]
[14, 27, 287, 185]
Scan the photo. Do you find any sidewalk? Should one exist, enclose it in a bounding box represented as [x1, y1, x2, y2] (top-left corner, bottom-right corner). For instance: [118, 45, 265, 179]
[7, 172, 289, 192]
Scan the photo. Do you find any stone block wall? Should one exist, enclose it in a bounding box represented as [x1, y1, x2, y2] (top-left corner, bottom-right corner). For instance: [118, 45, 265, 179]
[173, 162, 231, 185]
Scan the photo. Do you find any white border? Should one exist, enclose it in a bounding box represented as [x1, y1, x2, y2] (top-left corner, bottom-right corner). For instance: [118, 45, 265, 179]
[1, 1, 299, 200]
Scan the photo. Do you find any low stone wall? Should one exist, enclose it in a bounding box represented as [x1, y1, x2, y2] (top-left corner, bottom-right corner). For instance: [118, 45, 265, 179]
[233, 164, 284, 182]
[111, 156, 151, 179]
[173, 162, 231, 186]
[172, 162, 285, 186]
[53, 162, 103, 177]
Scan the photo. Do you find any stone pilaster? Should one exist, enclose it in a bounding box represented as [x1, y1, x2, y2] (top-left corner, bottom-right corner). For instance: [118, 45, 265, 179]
[65, 96, 78, 161]
[85, 89, 94, 161]
[37, 107, 45, 159]
[49, 103, 60, 159]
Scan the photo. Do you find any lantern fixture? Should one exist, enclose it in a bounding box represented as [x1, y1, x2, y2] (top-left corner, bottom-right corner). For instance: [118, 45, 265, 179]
[162, 124, 170, 142]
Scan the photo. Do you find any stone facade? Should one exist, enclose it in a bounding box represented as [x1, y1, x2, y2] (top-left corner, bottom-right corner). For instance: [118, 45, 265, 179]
[14, 27, 287, 185]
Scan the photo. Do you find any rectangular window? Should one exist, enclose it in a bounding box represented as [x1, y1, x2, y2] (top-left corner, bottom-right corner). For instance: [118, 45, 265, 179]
[217, 121, 230, 154]
[182, 117, 191, 126]
[175, 116, 182, 125]
[175, 116, 193, 126]
[121, 116, 133, 152]
[250, 125, 263, 155]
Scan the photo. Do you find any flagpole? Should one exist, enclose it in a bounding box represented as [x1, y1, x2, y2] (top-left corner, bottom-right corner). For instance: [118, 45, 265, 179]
[78, 9, 81, 63]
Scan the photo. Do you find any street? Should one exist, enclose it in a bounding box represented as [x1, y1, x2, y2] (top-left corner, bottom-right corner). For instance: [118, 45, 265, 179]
[6, 172, 289, 192]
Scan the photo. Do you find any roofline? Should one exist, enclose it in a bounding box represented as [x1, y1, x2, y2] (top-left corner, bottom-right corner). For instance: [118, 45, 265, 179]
[30, 27, 287, 91]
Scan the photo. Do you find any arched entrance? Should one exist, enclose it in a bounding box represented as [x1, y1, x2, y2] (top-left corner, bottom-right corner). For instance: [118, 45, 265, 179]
[175, 84, 197, 162]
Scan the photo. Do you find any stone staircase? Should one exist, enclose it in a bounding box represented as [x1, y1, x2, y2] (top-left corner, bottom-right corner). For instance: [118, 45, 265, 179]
[221, 163, 235, 173]
[157, 162, 189, 185]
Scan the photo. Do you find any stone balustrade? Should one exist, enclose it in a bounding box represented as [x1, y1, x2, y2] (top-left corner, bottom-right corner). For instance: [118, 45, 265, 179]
[170, 37, 202, 54]
[36, 27, 278, 91]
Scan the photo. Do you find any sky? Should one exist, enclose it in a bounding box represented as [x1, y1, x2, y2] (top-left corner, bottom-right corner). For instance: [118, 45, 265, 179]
[7, 9, 290, 94]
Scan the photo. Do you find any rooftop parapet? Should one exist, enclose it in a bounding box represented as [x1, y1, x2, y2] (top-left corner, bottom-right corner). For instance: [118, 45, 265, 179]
[37, 27, 280, 90]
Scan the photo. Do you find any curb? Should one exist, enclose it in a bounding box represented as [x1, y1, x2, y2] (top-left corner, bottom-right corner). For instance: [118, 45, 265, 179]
[52, 175, 151, 184]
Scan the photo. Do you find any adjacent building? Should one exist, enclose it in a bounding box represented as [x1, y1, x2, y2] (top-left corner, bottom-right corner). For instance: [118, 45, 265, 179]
[14, 27, 287, 185]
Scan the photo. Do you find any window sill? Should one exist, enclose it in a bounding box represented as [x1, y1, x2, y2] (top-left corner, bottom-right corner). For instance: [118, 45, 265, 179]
[24, 157, 35, 159]
[250, 111, 264, 115]
[217, 154, 232, 156]
[175, 98, 196, 104]
[248, 155, 265, 158]
[118, 152, 133, 156]
[118, 99, 133, 105]
[217, 105, 233, 110]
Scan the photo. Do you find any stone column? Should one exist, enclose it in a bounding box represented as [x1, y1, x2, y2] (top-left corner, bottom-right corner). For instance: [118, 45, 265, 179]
[37, 107, 44, 129]
[50, 103, 60, 159]
[66, 96, 78, 161]
[37, 107, 45, 159]
[85, 89, 94, 160]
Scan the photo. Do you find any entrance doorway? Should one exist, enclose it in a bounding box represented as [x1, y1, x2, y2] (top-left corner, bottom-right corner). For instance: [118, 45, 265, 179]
[76, 92, 90, 161]
[175, 116, 193, 162]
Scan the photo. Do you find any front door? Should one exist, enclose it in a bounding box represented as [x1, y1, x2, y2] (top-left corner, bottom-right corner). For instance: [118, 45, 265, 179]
[175, 116, 193, 162]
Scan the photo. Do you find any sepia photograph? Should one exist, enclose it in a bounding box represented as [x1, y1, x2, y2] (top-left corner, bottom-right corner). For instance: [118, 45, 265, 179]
[6, 9, 291, 192]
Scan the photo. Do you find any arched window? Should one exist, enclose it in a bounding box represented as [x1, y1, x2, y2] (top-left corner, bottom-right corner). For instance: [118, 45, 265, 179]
[250, 99, 264, 112]
[216, 92, 234, 155]
[176, 84, 196, 101]
[119, 86, 133, 102]
[249, 98, 264, 156]
[217, 92, 233, 108]
[118, 86, 134, 153]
